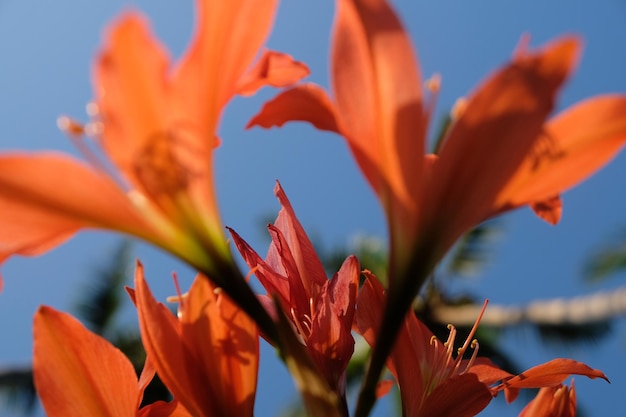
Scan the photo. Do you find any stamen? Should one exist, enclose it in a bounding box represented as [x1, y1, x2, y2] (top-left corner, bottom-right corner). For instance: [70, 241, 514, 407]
[167, 272, 186, 319]
[290, 307, 308, 343]
[245, 265, 260, 283]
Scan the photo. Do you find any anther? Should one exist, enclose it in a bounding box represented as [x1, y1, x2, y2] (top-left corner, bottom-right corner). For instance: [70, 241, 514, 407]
[57, 116, 85, 137]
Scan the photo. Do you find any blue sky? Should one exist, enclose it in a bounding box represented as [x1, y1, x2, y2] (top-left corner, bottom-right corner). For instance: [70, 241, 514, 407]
[0, 0, 625, 416]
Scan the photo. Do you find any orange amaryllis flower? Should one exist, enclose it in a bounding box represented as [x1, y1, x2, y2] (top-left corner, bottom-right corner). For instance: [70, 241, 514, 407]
[248, 0, 626, 303]
[0, 0, 307, 290]
[228, 182, 360, 413]
[355, 274, 609, 417]
[518, 382, 576, 417]
[33, 305, 190, 417]
[134, 261, 259, 417]
[355, 273, 499, 417]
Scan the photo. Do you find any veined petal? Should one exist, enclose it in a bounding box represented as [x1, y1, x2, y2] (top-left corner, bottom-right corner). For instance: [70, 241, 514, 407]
[179, 273, 259, 416]
[496, 95, 626, 210]
[247, 83, 341, 133]
[333, 0, 425, 247]
[0, 153, 152, 263]
[135, 262, 259, 417]
[309, 255, 360, 392]
[33, 306, 139, 417]
[424, 37, 580, 256]
[236, 50, 310, 96]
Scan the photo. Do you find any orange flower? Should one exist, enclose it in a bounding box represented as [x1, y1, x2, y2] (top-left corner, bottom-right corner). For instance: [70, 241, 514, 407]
[355, 274, 608, 417]
[33, 305, 190, 417]
[248, 0, 626, 294]
[0, 0, 308, 281]
[228, 182, 360, 412]
[133, 262, 259, 417]
[518, 382, 576, 417]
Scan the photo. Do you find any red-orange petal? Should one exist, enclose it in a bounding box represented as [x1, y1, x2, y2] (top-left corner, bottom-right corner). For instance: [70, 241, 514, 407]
[499, 358, 608, 403]
[247, 83, 341, 133]
[333, 0, 425, 250]
[503, 358, 608, 389]
[236, 50, 310, 96]
[418, 373, 492, 417]
[34, 306, 139, 417]
[519, 383, 576, 417]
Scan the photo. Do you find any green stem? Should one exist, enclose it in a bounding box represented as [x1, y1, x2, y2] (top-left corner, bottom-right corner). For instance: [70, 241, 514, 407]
[354, 241, 437, 417]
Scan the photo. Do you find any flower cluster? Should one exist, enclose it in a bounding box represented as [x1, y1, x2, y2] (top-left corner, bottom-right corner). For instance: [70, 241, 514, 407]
[1, 0, 625, 416]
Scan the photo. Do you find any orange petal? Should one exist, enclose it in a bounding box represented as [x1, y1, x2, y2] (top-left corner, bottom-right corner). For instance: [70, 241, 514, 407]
[135, 262, 259, 417]
[333, 0, 425, 247]
[236, 50, 310, 96]
[179, 273, 259, 416]
[173, 0, 279, 135]
[95, 14, 174, 191]
[0, 153, 150, 263]
[424, 37, 580, 256]
[247, 83, 341, 133]
[33, 306, 139, 417]
[498, 95, 626, 208]
[96, 12, 222, 243]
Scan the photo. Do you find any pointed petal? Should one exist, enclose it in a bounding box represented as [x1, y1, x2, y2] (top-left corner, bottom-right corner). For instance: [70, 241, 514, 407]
[247, 83, 341, 133]
[236, 50, 310, 96]
[425, 37, 581, 255]
[333, 0, 425, 246]
[497, 95, 626, 208]
[138, 401, 192, 417]
[0, 153, 150, 263]
[228, 226, 291, 304]
[273, 182, 328, 289]
[418, 374, 492, 417]
[502, 358, 608, 390]
[309, 255, 360, 392]
[173, 0, 278, 135]
[33, 306, 138, 417]
[519, 383, 576, 417]
[134, 263, 209, 417]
